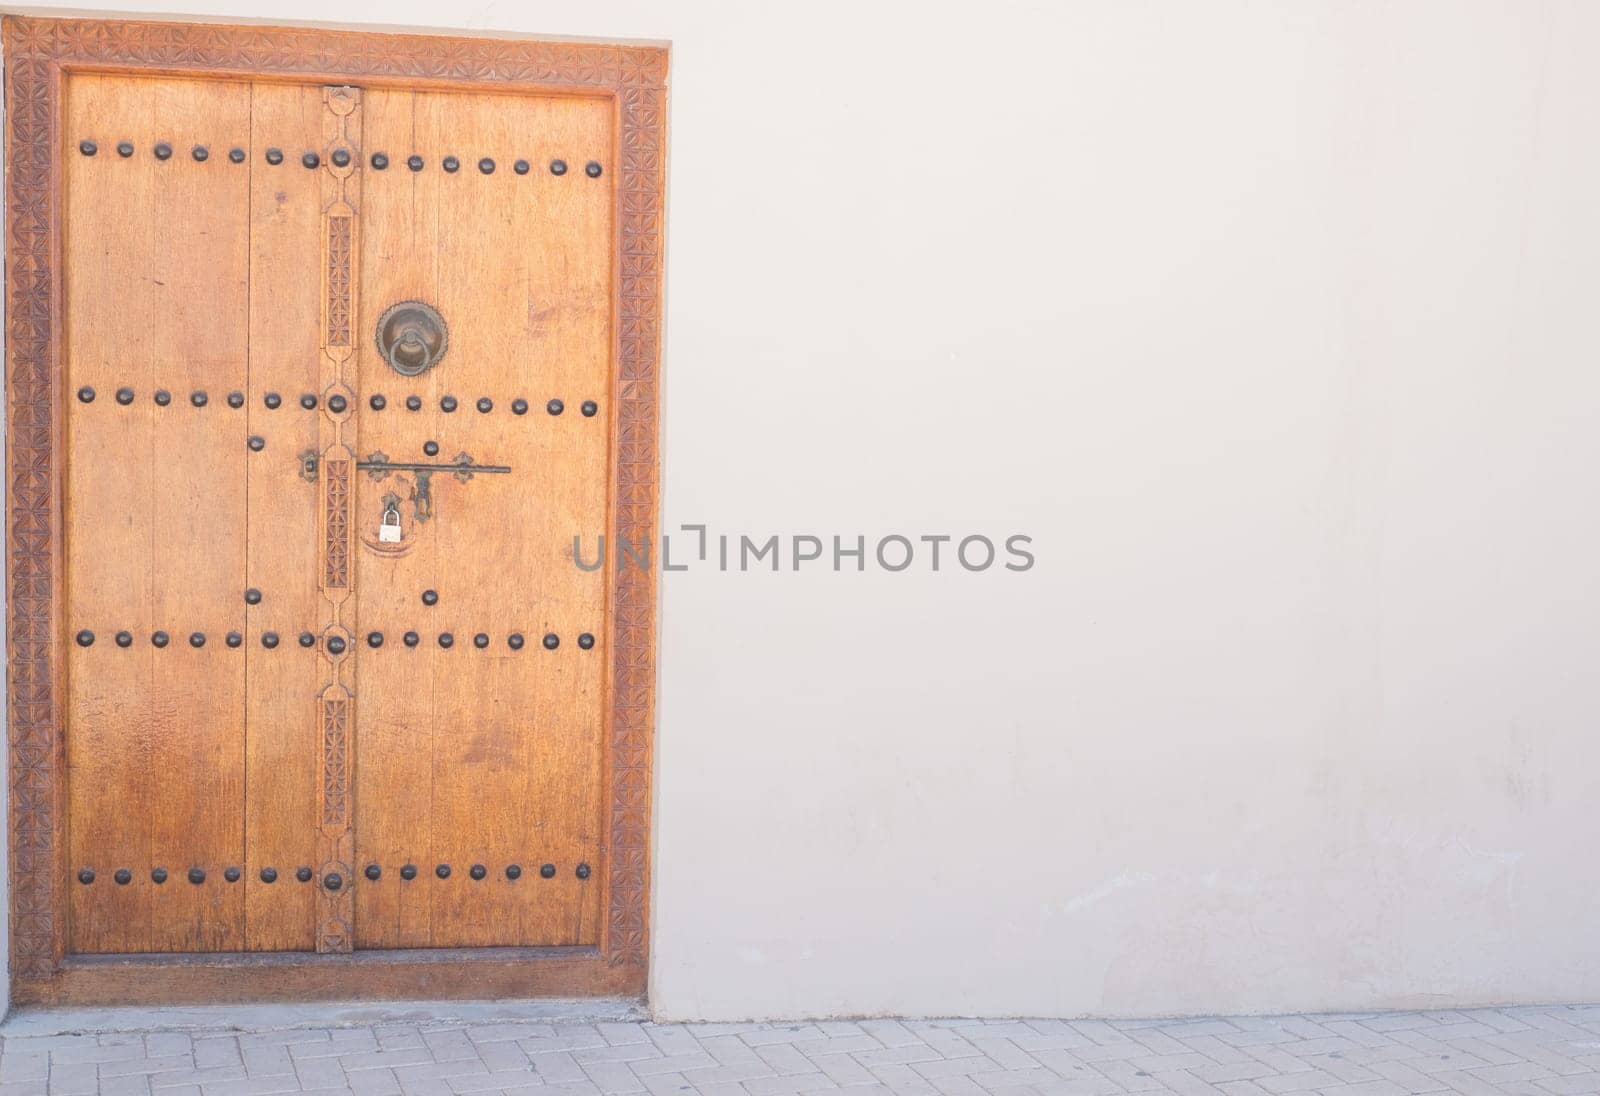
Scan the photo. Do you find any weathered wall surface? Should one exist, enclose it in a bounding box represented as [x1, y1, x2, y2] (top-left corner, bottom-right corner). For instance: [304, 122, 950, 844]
[9, 0, 1600, 1019]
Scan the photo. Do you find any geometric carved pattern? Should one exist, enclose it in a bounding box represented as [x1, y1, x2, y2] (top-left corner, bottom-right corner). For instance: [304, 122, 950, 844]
[325, 216, 352, 347]
[323, 459, 350, 589]
[321, 696, 349, 827]
[3, 14, 664, 996]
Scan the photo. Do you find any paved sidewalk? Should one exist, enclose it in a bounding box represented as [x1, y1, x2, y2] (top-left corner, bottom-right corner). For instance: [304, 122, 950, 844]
[2, 1003, 1598, 1096]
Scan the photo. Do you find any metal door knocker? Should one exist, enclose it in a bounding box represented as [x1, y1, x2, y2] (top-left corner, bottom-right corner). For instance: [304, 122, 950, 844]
[375, 300, 448, 377]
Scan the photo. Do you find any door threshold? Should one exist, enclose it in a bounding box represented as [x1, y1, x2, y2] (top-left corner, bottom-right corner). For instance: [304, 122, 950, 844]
[1, 995, 646, 1037]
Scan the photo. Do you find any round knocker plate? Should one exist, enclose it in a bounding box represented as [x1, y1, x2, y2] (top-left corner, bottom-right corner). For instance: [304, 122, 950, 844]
[375, 300, 448, 377]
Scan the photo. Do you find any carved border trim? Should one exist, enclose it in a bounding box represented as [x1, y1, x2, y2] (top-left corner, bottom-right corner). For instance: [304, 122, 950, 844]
[3, 14, 665, 994]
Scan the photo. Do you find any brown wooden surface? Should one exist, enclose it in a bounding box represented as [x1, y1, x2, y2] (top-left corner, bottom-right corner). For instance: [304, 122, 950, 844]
[5, 13, 664, 1005]
[352, 89, 612, 951]
[245, 81, 327, 953]
[64, 74, 254, 953]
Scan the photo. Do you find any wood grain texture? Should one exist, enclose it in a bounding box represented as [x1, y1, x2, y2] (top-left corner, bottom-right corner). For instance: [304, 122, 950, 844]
[351, 89, 610, 951]
[6, 14, 663, 1003]
[244, 80, 325, 953]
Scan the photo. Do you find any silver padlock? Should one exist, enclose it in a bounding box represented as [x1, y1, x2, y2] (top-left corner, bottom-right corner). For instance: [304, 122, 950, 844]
[378, 503, 403, 544]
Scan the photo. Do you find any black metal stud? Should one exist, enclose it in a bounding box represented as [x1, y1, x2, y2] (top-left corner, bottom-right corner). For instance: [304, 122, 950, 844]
[368, 631, 383, 648]
[582, 400, 598, 417]
[248, 436, 265, 452]
[441, 395, 458, 413]
[229, 148, 245, 164]
[578, 633, 595, 649]
[192, 145, 208, 162]
[372, 152, 389, 170]
[514, 159, 530, 175]
[479, 158, 495, 175]
[299, 632, 315, 648]
[512, 398, 529, 415]
[154, 389, 172, 406]
[404, 631, 420, 647]
[506, 864, 522, 879]
[423, 440, 440, 457]
[190, 632, 206, 648]
[75, 630, 94, 647]
[78, 868, 95, 884]
[550, 159, 567, 176]
[324, 873, 343, 891]
[77, 386, 95, 404]
[477, 397, 493, 413]
[264, 392, 282, 409]
[406, 395, 422, 411]
[191, 390, 208, 407]
[470, 863, 487, 880]
[543, 633, 560, 650]
[114, 868, 131, 885]
[540, 863, 556, 879]
[152, 867, 168, 884]
[188, 867, 205, 884]
[439, 633, 454, 649]
[370, 394, 387, 411]
[115, 631, 132, 648]
[224, 866, 241, 882]
[474, 633, 489, 649]
[576, 863, 591, 879]
[329, 394, 348, 413]
[302, 152, 320, 169]
[227, 390, 245, 408]
[79, 139, 97, 157]
[436, 864, 451, 879]
[300, 393, 317, 410]
[266, 148, 284, 165]
[260, 867, 278, 883]
[262, 632, 279, 649]
[332, 148, 351, 168]
[586, 161, 602, 178]
[407, 155, 424, 172]
[152, 631, 169, 648]
[547, 398, 564, 415]
[422, 589, 439, 606]
[443, 156, 460, 173]
[226, 632, 243, 648]
[154, 142, 172, 161]
[117, 141, 134, 158]
[327, 635, 346, 655]
[508, 633, 524, 650]
[245, 588, 262, 605]
[400, 863, 418, 880]
[365, 864, 381, 881]
[296, 866, 312, 882]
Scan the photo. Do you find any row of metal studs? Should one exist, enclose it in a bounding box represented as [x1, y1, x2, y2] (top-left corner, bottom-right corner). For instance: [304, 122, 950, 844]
[76, 862, 591, 885]
[76, 389, 599, 417]
[78, 141, 603, 179]
[74, 630, 594, 650]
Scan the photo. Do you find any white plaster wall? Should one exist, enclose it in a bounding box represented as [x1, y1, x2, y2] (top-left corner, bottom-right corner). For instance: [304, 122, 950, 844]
[11, 0, 1600, 1020]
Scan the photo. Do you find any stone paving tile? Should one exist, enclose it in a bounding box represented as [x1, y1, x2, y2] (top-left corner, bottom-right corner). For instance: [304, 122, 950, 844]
[7, 1008, 1600, 1096]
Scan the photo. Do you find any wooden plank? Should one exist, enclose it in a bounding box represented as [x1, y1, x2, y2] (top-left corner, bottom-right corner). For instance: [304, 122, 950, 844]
[243, 81, 326, 952]
[314, 86, 362, 954]
[28, 947, 641, 1006]
[141, 76, 253, 953]
[63, 74, 159, 954]
[351, 88, 441, 950]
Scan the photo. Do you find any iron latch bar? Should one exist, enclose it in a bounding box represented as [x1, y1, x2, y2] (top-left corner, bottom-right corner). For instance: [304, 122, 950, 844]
[358, 452, 510, 522]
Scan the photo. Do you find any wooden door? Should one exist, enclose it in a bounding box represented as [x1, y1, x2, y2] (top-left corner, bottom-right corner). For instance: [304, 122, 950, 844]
[61, 72, 614, 959]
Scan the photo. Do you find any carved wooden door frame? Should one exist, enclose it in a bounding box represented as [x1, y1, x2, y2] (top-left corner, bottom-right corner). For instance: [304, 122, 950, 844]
[2, 14, 665, 1005]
